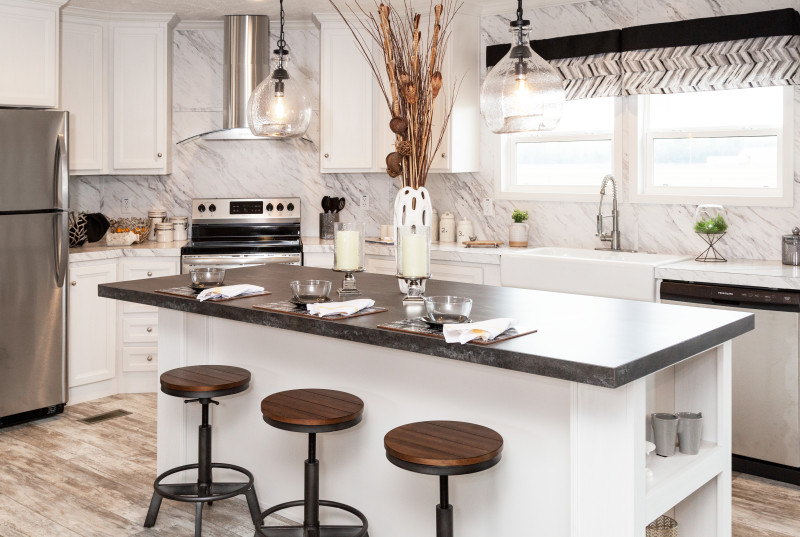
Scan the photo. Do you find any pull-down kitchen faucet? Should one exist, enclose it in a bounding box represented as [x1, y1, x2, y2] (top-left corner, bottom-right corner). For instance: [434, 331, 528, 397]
[596, 174, 622, 251]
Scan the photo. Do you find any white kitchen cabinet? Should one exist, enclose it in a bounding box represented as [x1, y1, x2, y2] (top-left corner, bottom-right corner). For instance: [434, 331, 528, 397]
[120, 257, 179, 313]
[68, 261, 117, 389]
[60, 8, 176, 175]
[316, 10, 480, 175]
[0, 0, 66, 107]
[365, 254, 486, 284]
[61, 13, 106, 172]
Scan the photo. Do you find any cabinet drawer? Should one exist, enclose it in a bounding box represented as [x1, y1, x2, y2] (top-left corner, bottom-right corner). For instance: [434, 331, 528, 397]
[120, 258, 178, 313]
[430, 262, 483, 285]
[122, 347, 157, 372]
[121, 316, 158, 344]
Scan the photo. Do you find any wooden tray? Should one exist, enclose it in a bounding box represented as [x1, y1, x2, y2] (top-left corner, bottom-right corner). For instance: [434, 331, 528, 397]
[366, 237, 394, 245]
[155, 287, 272, 301]
[377, 318, 536, 345]
[462, 240, 504, 248]
[253, 301, 388, 320]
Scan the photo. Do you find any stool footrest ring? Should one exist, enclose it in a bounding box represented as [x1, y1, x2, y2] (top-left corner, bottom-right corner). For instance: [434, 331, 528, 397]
[255, 499, 368, 537]
[153, 462, 254, 503]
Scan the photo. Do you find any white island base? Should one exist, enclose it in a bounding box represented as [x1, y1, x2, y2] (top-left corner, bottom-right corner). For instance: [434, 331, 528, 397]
[156, 309, 732, 537]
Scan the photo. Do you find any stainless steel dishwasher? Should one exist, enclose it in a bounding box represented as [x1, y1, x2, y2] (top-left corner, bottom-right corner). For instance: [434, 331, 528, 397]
[660, 280, 800, 483]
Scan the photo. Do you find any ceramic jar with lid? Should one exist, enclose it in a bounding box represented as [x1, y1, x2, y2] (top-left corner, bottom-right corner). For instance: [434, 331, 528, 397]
[172, 216, 188, 241]
[456, 218, 474, 246]
[439, 211, 456, 242]
[155, 222, 174, 243]
[148, 209, 167, 241]
[783, 228, 800, 266]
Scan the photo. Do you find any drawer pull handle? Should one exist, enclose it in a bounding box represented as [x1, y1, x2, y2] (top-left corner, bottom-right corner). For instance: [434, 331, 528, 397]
[324, 153, 329, 158]
[157, 153, 163, 158]
[146, 355, 153, 362]
[71, 281, 77, 286]
[146, 327, 153, 333]
[147, 271, 153, 277]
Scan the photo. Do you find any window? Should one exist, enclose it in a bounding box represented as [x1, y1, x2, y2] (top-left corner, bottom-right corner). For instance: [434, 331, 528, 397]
[497, 97, 618, 200]
[632, 86, 793, 206]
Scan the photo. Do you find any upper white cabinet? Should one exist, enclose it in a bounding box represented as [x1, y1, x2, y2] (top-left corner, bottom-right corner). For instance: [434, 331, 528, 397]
[0, 0, 66, 108]
[315, 11, 480, 175]
[60, 9, 176, 176]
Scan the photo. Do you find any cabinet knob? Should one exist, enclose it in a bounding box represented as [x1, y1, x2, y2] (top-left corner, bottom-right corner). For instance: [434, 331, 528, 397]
[146, 355, 153, 362]
[441, 153, 447, 158]
[147, 271, 153, 277]
[157, 153, 163, 158]
[146, 327, 153, 333]
[324, 153, 329, 159]
[70, 281, 77, 286]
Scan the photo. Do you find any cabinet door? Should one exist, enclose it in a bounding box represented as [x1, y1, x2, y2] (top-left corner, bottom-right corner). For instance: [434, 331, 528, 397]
[68, 262, 117, 387]
[61, 18, 106, 173]
[320, 25, 374, 172]
[120, 258, 179, 313]
[0, 1, 59, 107]
[430, 262, 483, 284]
[111, 24, 169, 173]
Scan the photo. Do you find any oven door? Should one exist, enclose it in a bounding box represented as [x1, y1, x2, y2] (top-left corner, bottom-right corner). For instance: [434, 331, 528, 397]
[182, 253, 302, 274]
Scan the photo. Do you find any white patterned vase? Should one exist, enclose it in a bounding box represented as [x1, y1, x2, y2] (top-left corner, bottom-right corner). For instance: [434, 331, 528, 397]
[509, 222, 529, 247]
[393, 186, 433, 293]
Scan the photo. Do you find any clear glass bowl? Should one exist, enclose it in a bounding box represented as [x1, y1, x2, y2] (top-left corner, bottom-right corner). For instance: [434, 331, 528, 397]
[190, 268, 226, 289]
[290, 280, 332, 303]
[422, 296, 473, 324]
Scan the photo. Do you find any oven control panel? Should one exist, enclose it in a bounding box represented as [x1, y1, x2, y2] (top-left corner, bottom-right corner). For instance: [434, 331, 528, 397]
[191, 198, 301, 221]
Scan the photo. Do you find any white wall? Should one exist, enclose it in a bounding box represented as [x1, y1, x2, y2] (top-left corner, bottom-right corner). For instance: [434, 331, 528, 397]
[69, 0, 800, 260]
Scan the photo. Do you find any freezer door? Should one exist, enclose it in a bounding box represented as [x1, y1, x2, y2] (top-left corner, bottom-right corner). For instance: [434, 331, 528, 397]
[0, 212, 68, 418]
[0, 109, 68, 212]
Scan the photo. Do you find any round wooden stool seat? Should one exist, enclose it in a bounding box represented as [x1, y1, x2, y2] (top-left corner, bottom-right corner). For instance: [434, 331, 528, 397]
[261, 389, 364, 433]
[384, 420, 503, 476]
[160, 365, 251, 399]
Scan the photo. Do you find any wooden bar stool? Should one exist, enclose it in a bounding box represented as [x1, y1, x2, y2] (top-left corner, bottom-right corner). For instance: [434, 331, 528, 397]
[255, 389, 369, 537]
[384, 421, 503, 537]
[144, 365, 260, 537]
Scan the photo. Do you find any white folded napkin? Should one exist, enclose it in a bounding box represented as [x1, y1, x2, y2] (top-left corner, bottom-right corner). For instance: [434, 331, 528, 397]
[307, 299, 375, 317]
[443, 318, 517, 344]
[196, 284, 264, 302]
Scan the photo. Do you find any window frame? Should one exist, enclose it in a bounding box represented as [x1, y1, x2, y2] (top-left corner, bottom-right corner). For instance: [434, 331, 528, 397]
[494, 97, 623, 202]
[628, 86, 794, 207]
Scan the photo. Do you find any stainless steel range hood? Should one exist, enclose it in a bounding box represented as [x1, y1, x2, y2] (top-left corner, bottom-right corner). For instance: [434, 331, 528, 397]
[179, 15, 271, 143]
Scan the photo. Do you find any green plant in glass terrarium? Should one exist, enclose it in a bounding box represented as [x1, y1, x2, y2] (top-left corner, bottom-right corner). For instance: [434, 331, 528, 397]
[693, 204, 727, 262]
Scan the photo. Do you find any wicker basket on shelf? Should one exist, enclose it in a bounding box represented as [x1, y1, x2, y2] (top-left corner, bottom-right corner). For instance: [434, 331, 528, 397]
[108, 217, 150, 244]
[646, 516, 678, 537]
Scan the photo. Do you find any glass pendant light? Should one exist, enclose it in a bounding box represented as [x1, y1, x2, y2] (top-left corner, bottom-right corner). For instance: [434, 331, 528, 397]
[247, 0, 311, 138]
[480, 0, 565, 133]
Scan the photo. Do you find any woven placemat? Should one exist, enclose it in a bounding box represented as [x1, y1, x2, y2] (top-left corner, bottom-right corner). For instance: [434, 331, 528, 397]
[377, 318, 536, 345]
[155, 287, 272, 301]
[253, 301, 388, 320]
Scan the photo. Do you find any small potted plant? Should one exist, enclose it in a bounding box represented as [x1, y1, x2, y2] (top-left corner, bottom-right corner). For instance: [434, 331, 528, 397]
[509, 209, 529, 247]
[693, 204, 728, 262]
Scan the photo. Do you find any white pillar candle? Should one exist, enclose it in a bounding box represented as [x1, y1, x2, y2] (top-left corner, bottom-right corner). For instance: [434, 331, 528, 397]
[402, 233, 429, 277]
[335, 230, 361, 270]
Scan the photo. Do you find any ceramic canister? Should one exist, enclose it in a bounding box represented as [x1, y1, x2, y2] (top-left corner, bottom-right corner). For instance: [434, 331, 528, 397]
[172, 216, 188, 241]
[439, 212, 456, 242]
[155, 222, 174, 243]
[148, 209, 167, 241]
[456, 218, 474, 246]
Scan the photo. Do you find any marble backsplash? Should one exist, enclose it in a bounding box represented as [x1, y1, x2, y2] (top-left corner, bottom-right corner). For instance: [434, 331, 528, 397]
[70, 0, 800, 261]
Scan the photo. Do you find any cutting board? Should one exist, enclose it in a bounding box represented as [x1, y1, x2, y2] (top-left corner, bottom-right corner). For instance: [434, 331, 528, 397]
[462, 240, 504, 248]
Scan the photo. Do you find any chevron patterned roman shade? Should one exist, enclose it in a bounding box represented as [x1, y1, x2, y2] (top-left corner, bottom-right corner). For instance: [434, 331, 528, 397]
[486, 8, 800, 99]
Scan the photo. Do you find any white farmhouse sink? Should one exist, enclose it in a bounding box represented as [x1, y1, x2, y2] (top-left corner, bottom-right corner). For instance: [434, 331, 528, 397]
[500, 247, 690, 302]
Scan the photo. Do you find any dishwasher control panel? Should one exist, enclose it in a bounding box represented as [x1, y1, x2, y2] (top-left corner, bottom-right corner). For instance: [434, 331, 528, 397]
[661, 281, 800, 306]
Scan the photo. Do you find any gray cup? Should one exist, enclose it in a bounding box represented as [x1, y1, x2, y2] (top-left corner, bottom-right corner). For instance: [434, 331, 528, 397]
[652, 413, 679, 457]
[677, 411, 703, 455]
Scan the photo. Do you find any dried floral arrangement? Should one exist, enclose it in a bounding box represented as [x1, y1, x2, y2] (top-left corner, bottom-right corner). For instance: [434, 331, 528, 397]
[329, 0, 462, 189]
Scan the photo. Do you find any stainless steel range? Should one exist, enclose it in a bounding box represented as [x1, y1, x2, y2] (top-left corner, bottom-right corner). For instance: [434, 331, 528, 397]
[181, 197, 302, 273]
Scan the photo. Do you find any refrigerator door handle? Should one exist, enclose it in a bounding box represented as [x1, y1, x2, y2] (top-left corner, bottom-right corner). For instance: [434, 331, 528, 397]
[54, 133, 68, 211]
[54, 212, 67, 288]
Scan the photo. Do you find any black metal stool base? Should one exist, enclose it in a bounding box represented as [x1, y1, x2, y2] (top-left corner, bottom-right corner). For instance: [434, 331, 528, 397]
[256, 525, 367, 537]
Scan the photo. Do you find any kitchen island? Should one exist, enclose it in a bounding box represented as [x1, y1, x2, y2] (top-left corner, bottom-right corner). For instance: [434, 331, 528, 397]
[99, 265, 752, 537]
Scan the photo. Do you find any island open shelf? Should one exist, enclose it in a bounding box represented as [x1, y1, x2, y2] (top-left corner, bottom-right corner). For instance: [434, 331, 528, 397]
[99, 264, 751, 537]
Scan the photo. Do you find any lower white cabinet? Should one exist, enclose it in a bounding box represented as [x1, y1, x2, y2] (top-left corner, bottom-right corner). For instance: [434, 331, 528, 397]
[365, 255, 489, 285]
[68, 256, 179, 403]
[68, 261, 117, 389]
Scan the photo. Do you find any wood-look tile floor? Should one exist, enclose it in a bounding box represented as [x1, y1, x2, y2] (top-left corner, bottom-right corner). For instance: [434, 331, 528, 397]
[0, 393, 285, 537]
[1, 393, 799, 536]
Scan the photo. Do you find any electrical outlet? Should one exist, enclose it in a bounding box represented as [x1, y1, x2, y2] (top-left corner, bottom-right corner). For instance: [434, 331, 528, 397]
[361, 195, 369, 210]
[482, 198, 494, 216]
[122, 198, 131, 214]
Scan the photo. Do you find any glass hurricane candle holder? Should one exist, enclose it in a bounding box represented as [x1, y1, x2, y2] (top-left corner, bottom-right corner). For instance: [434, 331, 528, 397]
[396, 225, 431, 303]
[333, 222, 365, 296]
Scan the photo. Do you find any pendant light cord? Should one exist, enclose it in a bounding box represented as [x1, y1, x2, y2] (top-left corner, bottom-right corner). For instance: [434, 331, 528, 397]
[516, 0, 525, 44]
[277, 0, 287, 68]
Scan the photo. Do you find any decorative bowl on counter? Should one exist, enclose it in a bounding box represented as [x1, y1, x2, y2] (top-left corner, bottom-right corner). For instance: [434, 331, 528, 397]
[422, 296, 473, 324]
[190, 268, 226, 290]
[290, 280, 333, 303]
[108, 217, 150, 244]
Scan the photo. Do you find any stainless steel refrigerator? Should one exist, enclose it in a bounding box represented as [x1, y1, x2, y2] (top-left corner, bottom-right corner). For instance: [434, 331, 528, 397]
[0, 108, 69, 426]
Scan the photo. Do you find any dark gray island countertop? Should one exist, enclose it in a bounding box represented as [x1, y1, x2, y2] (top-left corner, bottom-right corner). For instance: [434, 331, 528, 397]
[98, 264, 753, 388]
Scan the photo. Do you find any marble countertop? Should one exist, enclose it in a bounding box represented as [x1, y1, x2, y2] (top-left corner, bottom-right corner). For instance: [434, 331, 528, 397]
[69, 240, 188, 262]
[656, 259, 800, 290]
[98, 264, 753, 388]
[302, 237, 525, 265]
